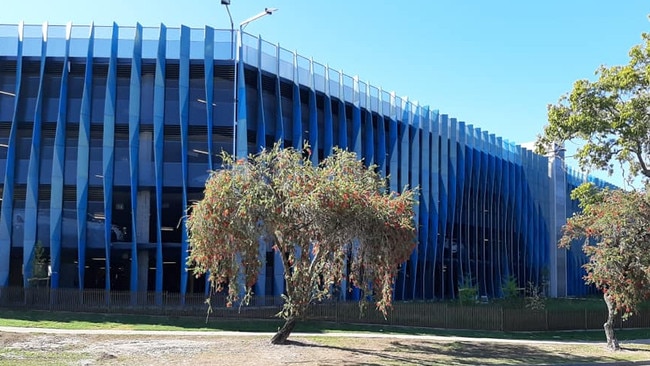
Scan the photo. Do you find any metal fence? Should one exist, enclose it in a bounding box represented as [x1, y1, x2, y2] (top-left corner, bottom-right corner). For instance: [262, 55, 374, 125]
[0, 287, 648, 332]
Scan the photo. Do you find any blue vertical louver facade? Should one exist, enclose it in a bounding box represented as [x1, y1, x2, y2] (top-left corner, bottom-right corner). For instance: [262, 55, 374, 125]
[0, 23, 614, 301]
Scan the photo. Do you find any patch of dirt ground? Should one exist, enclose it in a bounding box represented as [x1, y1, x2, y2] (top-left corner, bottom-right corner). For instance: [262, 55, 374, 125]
[1, 331, 650, 365]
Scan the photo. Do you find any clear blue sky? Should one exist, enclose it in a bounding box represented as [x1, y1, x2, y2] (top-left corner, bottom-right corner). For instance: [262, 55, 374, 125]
[2, 0, 649, 184]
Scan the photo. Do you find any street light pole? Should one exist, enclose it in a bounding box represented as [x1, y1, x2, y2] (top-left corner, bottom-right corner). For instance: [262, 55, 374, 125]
[220, 2, 278, 158]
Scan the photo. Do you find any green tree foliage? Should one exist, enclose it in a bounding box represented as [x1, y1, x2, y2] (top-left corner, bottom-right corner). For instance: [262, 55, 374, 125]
[186, 144, 418, 344]
[536, 32, 650, 182]
[561, 185, 650, 350]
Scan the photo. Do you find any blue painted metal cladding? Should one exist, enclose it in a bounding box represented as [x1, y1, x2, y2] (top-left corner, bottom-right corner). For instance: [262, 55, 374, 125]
[514, 146, 524, 282]
[455, 122, 466, 292]
[462, 125, 474, 287]
[253, 37, 267, 300]
[478, 133, 488, 294]
[75, 24, 94, 290]
[274, 46, 284, 147]
[0, 22, 22, 287]
[487, 134, 497, 296]
[350, 80, 361, 156]
[22, 24, 48, 287]
[499, 138, 509, 289]
[323, 68, 333, 156]
[292, 65, 302, 150]
[50, 23, 72, 289]
[417, 107, 430, 298]
[375, 112, 386, 177]
[494, 137, 503, 292]
[256, 37, 266, 153]
[470, 126, 479, 289]
[532, 154, 542, 285]
[384, 95, 398, 294]
[153, 24, 167, 296]
[530, 153, 539, 284]
[363, 101, 374, 166]
[337, 95, 348, 149]
[323, 89, 333, 157]
[514, 147, 522, 284]
[506, 144, 517, 276]
[273, 50, 285, 297]
[525, 151, 535, 285]
[446, 118, 457, 298]
[521, 150, 531, 285]
[387, 95, 398, 194]
[496, 140, 505, 280]
[464, 126, 474, 287]
[501, 142, 510, 281]
[479, 131, 493, 297]
[471, 128, 481, 287]
[527, 152, 537, 285]
[308, 69, 318, 165]
[0, 23, 603, 299]
[477, 130, 486, 294]
[179, 26, 190, 299]
[478, 129, 486, 288]
[397, 100, 410, 300]
[204, 26, 215, 168]
[438, 114, 449, 298]
[478, 130, 489, 295]
[495, 136, 505, 293]
[203, 26, 214, 296]
[428, 113, 440, 298]
[409, 105, 420, 299]
[236, 37, 248, 158]
[128, 24, 143, 294]
[102, 23, 119, 294]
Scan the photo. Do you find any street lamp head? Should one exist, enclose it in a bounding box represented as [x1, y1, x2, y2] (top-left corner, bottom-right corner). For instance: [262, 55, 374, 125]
[220, 0, 230, 5]
[239, 8, 279, 30]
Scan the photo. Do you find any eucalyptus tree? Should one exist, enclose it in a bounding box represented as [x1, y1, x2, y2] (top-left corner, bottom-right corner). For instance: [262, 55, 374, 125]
[187, 144, 418, 344]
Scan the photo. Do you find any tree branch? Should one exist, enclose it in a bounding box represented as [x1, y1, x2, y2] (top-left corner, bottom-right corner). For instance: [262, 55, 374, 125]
[634, 144, 650, 178]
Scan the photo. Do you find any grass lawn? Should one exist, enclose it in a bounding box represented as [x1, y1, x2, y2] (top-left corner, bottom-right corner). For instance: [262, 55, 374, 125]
[0, 309, 649, 343]
[1, 309, 650, 365]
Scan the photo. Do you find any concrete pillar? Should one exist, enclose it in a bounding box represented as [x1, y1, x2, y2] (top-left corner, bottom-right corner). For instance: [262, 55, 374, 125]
[139, 131, 153, 184]
[137, 250, 149, 293]
[136, 190, 150, 244]
[137, 130, 152, 246]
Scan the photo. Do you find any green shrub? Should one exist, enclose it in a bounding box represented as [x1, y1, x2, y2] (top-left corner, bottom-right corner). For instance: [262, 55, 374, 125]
[458, 274, 478, 305]
[525, 281, 546, 311]
[501, 275, 521, 303]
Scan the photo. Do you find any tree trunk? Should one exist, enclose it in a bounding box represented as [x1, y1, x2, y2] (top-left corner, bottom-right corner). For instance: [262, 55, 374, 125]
[271, 317, 297, 345]
[603, 293, 620, 351]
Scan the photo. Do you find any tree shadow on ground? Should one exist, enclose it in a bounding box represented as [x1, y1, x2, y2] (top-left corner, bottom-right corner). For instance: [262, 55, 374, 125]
[388, 341, 611, 365]
[286, 339, 647, 365]
[284, 339, 409, 366]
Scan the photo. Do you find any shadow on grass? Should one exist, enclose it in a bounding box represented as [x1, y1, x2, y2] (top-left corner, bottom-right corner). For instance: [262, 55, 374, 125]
[284, 339, 416, 366]
[287, 339, 648, 366]
[388, 341, 602, 365]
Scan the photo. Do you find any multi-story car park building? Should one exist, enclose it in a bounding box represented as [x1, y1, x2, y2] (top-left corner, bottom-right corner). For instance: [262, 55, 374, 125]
[0, 22, 611, 302]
